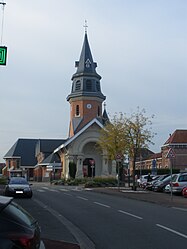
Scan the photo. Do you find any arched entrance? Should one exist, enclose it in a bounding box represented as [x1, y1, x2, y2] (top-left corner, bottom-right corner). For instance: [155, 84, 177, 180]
[83, 158, 95, 178]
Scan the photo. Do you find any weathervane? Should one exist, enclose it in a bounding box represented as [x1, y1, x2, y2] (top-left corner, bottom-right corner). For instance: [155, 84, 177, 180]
[83, 20, 88, 33]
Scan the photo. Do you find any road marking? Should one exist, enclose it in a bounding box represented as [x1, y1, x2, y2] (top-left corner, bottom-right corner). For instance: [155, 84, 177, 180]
[48, 189, 59, 192]
[42, 187, 49, 190]
[172, 207, 187, 212]
[93, 202, 110, 208]
[156, 224, 187, 239]
[59, 188, 69, 192]
[33, 198, 95, 249]
[63, 193, 73, 196]
[72, 187, 83, 191]
[77, 196, 88, 201]
[37, 189, 46, 192]
[118, 210, 143, 220]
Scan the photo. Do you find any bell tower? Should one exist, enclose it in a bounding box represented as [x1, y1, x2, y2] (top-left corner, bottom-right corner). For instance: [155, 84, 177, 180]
[67, 28, 106, 137]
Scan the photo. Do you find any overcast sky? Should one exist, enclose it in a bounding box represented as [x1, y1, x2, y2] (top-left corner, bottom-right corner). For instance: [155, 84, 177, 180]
[0, 0, 187, 162]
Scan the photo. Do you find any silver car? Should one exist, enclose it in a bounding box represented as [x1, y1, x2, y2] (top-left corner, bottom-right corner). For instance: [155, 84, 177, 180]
[171, 173, 187, 194]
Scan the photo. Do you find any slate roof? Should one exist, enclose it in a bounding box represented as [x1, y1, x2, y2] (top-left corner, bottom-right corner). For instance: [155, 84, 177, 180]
[164, 130, 187, 145]
[73, 32, 101, 78]
[4, 139, 38, 166]
[4, 138, 67, 167]
[40, 152, 61, 165]
[35, 139, 67, 156]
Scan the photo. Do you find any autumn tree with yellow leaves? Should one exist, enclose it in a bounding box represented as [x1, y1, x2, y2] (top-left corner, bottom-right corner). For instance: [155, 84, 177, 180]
[98, 108, 155, 190]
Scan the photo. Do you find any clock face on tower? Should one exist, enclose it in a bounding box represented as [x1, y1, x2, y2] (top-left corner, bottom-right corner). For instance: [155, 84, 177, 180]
[86, 103, 92, 109]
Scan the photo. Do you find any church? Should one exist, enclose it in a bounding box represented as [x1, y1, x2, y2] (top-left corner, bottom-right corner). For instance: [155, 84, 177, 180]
[54, 29, 114, 179]
[3, 29, 115, 181]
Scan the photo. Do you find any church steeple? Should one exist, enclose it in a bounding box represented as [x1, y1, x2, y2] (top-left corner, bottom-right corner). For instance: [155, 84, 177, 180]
[67, 31, 105, 102]
[73, 32, 100, 77]
[67, 29, 106, 137]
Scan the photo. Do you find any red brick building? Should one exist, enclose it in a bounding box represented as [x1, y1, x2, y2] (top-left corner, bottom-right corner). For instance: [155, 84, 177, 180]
[135, 130, 187, 172]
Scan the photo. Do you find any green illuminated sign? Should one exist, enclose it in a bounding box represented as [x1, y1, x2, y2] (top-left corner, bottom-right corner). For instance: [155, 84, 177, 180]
[0, 46, 7, 65]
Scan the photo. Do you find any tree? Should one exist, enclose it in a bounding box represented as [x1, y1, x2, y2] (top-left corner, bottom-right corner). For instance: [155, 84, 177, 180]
[98, 113, 127, 161]
[124, 108, 155, 190]
[98, 108, 155, 190]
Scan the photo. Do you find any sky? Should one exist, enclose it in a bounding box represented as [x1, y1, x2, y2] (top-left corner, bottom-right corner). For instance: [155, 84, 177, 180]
[0, 0, 187, 162]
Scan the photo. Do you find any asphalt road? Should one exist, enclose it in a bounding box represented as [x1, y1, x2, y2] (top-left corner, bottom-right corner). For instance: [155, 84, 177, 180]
[13, 183, 187, 249]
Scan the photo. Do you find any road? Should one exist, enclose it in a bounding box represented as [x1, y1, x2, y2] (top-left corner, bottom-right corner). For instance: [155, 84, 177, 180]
[14, 183, 187, 249]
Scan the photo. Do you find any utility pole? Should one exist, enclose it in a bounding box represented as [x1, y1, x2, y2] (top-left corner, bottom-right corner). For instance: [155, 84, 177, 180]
[0, 1, 7, 66]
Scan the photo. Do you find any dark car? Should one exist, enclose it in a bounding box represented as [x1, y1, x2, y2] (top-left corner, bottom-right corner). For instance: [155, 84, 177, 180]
[0, 195, 41, 249]
[152, 175, 176, 192]
[146, 174, 169, 190]
[4, 177, 33, 198]
[0, 237, 22, 249]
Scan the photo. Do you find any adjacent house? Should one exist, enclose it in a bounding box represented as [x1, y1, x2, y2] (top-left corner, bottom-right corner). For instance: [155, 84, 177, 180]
[135, 130, 187, 173]
[3, 138, 65, 181]
[3, 139, 38, 179]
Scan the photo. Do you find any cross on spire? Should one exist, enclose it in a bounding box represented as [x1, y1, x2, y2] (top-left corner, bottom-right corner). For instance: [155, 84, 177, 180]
[83, 20, 88, 33]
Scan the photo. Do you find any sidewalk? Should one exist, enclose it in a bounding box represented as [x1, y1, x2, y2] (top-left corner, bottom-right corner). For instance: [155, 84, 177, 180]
[92, 186, 187, 209]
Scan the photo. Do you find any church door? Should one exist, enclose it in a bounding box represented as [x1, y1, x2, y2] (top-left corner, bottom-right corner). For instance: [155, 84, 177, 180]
[83, 158, 95, 178]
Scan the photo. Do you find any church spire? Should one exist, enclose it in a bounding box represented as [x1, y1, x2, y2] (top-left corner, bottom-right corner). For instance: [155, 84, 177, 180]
[67, 29, 105, 102]
[72, 30, 100, 79]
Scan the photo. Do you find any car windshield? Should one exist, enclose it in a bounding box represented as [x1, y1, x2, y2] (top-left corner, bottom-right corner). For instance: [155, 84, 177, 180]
[9, 178, 28, 185]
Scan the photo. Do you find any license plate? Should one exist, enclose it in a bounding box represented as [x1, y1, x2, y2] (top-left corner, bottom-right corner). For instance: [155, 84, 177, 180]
[16, 191, 23, 194]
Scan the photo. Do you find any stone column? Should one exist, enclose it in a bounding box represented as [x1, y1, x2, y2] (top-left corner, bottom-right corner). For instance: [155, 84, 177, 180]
[76, 155, 84, 178]
[65, 155, 74, 179]
[102, 155, 109, 176]
[111, 160, 117, 176]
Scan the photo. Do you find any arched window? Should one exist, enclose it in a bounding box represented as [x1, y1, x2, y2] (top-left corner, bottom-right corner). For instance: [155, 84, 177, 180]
[76, 105, 80, 116]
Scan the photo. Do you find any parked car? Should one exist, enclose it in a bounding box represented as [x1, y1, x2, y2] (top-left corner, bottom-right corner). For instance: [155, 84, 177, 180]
[171, 173, 187, 194]
[164, 184, 171, 193]
[147, 174, 170, 191]
[137, 174, 155, 187]
[152, 175, 176, 192]
[0, 195, 41, 249]
[4, 177, 33, 198]
[0, 237, 21, 249]
[182, 186, 187, 197]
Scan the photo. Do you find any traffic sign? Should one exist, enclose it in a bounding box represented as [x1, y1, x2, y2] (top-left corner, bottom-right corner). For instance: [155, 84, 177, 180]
[0, 46, 7, 65]
[89, 160, 95, 166]
[166, 148, 175, 158]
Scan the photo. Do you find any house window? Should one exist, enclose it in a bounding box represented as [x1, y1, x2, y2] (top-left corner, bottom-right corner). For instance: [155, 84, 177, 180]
[86, 80, 92, 91]
[76, 105, 80, 116]
[75, 81, 81, 91]
[8, 160, 11, 169]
